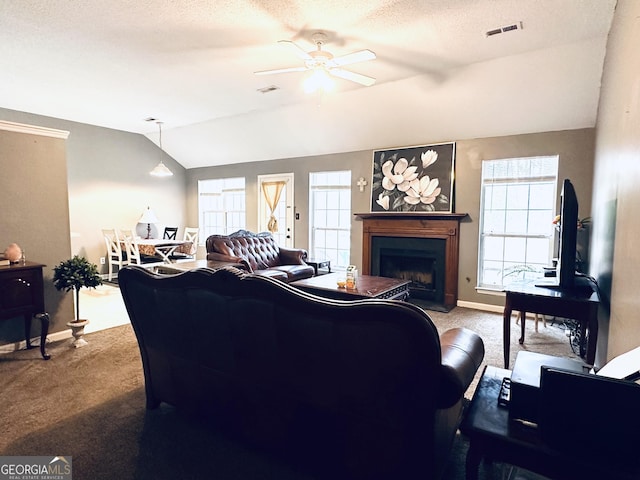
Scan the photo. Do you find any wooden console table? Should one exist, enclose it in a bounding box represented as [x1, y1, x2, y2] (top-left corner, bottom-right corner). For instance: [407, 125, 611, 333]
[503, 280, 599, 368]
[0, 261, 50, 359]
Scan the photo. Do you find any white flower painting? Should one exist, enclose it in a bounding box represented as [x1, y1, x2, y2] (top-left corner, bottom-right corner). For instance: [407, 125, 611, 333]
[371, 142, 455, 213]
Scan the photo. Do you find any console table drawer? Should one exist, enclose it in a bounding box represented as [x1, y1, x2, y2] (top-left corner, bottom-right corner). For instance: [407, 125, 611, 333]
[0, 269, 43, 313]
[0, 261, 50, 359]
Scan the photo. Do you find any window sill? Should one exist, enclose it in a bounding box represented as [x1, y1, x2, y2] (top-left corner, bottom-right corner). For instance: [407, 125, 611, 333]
[475, 286, 506, 296]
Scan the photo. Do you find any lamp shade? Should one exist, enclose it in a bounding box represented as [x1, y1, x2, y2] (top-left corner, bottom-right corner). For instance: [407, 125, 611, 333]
[138, 207, 159, 224]
[150, 161, 173, 177]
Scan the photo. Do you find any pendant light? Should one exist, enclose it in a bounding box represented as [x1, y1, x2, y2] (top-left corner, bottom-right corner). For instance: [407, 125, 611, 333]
[150, 120, 173, 177]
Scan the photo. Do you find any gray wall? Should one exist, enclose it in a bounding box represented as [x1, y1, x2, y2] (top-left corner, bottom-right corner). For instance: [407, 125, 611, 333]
[0, 109, 187, 344]
[187, 150, 373, 268]
[0, 127, 73, 342]
[590, 0, 640, 363]
[0, 107, 187, 272]
[455, 129, 594, 308]
[187, 128, 595, 309]
[0, 104, 598, 347]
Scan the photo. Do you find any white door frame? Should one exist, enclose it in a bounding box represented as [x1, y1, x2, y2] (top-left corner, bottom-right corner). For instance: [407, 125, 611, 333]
[257, 173, 294, 248]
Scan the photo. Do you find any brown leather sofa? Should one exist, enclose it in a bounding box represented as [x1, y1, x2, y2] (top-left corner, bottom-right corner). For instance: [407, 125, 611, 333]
[119, 265, 485, 479]
[205, 229, 314, 282]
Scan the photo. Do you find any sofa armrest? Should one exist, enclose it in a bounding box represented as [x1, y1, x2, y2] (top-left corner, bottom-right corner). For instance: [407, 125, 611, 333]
[278, 246, 308, 265]
[206, 251, 251, 271]
[437, 327, 485, 408]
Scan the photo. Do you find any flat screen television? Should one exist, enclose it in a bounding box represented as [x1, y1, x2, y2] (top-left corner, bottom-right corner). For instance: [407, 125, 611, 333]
[556, 178, 578, 288]
[536, 178, 579, 289]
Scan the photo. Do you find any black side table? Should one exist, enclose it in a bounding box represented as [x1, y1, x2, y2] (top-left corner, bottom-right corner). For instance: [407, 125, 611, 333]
[305, 258, 331, 276]
[460, 365, 639, 480]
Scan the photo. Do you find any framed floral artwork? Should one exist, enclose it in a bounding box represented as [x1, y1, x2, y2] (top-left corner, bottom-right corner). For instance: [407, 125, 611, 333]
[371, 142, 455, 213]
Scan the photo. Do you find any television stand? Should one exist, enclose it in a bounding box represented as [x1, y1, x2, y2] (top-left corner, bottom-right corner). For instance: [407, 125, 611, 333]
[534, 273, 595, 294]
[503, 280, 599, 368]
[534, 277, 559, 288]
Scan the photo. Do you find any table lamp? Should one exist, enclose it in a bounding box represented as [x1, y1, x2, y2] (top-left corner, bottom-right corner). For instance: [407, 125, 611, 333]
[138, 207, 159, 239]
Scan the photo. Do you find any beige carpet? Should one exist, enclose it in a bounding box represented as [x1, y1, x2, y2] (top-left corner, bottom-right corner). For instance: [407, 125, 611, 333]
[428, 307, 580, 397]
[0, 302, 576, 479]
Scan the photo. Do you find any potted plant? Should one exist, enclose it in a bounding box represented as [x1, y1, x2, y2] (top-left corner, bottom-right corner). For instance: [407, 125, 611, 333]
[53, 255, 103, 347]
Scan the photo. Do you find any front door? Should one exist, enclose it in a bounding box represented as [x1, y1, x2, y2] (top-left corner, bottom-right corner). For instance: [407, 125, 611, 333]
[257, 173, 294, 248]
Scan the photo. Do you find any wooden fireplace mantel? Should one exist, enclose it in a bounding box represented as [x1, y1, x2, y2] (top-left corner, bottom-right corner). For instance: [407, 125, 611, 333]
[356, 212, 468, 309]
[355, 212, 468, 221]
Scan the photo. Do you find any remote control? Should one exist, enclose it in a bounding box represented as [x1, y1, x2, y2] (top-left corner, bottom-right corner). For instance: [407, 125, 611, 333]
[498, 377, 511, 407]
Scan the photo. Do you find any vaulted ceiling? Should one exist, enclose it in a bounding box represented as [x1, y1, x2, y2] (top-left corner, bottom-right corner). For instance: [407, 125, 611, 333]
[0, 0, 616, 168]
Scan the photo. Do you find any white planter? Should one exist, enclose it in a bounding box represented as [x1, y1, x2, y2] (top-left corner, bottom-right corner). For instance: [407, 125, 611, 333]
[66, 319, 90, 348]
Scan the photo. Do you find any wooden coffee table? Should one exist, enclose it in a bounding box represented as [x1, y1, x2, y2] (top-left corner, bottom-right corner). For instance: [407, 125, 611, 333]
[291, 273, 410, 301]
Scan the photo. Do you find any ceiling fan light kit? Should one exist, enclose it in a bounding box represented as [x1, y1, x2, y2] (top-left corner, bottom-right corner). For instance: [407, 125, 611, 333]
[304, 68, 335, 94]
[255, 31, 376, 92]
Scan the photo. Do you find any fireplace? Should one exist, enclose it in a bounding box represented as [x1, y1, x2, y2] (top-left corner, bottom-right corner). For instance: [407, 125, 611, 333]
[371, 236, 446, 304]
[357, 213, 466, 310]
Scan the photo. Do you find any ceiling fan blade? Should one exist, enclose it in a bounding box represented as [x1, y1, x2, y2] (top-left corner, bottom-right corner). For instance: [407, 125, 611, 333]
[278, 40, 313, 60]
[331, 49, 376, 67]
[329, 68, 376, 86]
[254, 66, 308, 75]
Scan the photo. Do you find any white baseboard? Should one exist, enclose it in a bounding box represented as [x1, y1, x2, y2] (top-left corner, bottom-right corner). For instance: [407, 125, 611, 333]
[457, 300, 505, 314]
[0, 329, 73, 355]
[457, 300, 544, 319]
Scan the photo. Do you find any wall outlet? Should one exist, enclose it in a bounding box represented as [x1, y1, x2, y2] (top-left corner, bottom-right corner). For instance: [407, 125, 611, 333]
[100, 257, 106, 265]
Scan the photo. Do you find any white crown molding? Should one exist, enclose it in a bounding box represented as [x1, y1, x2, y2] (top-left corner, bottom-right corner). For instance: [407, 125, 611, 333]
[0, 120, 70, 139]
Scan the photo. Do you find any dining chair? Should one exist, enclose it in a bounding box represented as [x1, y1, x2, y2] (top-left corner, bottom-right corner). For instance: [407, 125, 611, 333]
[163, 227, 178, 240]
[170, 227, 199, 260]
[102, 228, 127, 281]
[121, 229, 160, 265]
[183, 227, 199, 253]
[119, 229, 143, 266]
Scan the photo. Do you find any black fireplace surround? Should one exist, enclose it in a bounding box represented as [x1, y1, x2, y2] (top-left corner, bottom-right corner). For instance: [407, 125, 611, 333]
[371, 236, 446, 306]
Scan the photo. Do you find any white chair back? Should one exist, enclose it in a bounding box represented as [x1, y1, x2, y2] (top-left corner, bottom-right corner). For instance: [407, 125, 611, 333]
[183, 227, 199, 255]
[119, 228, 142, 265]
[102, 228, 127, 281]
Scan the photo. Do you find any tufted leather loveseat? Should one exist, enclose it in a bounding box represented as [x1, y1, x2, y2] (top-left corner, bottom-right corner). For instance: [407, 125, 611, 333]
[119, 265, 485, 479]
[205, 229, 314, 282]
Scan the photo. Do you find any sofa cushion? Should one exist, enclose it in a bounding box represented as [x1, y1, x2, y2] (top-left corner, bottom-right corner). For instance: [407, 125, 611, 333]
[253, 268, 288, 282]
[268, 264, 316, 282]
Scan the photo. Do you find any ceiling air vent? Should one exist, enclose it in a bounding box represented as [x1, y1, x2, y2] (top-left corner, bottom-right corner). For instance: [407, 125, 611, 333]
[486, 21, 523, 37]
[257, 85, 280, 94]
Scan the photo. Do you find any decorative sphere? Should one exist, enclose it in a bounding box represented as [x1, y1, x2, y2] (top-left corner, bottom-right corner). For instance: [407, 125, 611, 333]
[4, 243, 22, 263]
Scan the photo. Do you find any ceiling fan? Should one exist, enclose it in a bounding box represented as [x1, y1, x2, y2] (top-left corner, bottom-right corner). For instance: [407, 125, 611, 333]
[255, 32, 376, 89]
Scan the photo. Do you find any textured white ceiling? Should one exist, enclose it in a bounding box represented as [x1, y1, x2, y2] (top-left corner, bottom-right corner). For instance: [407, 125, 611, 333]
[0, 0, 616, 168]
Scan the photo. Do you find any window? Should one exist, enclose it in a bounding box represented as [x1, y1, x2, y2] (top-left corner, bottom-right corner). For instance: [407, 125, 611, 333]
[309, 171, 351, 270]
[478, 156, 558, 289]
[198, 178, 245, 242]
